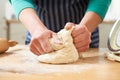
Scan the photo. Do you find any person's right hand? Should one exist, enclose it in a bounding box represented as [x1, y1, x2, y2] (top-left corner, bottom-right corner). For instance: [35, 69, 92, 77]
[29, 29, 62, 55]
[18, 8, 63, 55]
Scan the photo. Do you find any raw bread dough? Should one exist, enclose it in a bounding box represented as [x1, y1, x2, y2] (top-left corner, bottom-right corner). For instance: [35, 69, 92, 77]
[37, 26, 79, 64]
[105, 52, 120, 62]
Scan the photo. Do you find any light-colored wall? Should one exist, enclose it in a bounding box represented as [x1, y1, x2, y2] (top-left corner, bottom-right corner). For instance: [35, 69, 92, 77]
[99, 22, 114, 48]
[0, 0, 6, 16]
[0, 0, 7, 23]
[0, 0, 9, 39]
[0, 1, 27, 44]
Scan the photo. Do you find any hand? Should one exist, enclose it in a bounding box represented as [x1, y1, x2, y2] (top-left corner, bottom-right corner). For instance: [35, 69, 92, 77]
[65, 22, 91, 53]
[29, 29, 62, 55]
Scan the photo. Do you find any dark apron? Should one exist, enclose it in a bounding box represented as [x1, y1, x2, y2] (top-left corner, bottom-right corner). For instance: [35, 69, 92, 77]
[25, 0, 99, 48]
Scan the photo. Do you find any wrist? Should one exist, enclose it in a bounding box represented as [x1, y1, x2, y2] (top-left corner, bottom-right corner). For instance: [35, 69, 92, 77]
[19, 8, 48, 36]
[78, 23, 91, 34]
[30, 25, 48, 37]
[79, 12, 102, 32]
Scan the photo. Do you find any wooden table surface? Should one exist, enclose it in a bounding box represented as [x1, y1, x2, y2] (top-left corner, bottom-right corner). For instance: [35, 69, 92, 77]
[0, 45, 120, 80]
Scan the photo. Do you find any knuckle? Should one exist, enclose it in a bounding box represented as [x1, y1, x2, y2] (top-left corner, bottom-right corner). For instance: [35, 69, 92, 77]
[29, 47, 34, 53]
[44, 48, 53, 53]
[66, 22, 75, 26]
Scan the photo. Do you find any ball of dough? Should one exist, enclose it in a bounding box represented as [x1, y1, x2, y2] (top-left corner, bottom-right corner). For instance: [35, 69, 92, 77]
[37, 26, 79, 64]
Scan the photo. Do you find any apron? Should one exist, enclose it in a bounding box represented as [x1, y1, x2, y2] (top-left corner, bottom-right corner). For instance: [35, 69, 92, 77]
[25, 0, 99, 48]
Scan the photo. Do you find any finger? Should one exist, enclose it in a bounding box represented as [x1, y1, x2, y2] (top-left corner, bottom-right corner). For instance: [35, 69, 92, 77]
[73, 35, 85, 43]
[34, 41, 45, 54]
[73, 32, 91, 53]
[73, 32, 91, 43]
[74, 39, 90, 49]
[65, 22, 75, 30]
[77, 45, 89, 53]
[30, 39, 44, 55]
[72, 25, 86, 37]
[52, 33, 63, 45]
[29, 44, 41, 55]
[75, 42, 90, 53]
[39, 39, 53, 53]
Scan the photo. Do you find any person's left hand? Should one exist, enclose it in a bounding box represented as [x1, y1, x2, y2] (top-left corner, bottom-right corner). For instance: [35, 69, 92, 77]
[65, 22, 91, 53]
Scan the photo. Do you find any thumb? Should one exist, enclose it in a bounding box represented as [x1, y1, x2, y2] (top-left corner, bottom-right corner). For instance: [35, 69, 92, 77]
[65, 22, 75, 30]
[52, 33, 63, 45]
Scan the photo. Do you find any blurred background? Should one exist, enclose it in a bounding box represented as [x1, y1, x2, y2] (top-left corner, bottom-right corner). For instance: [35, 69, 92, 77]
[0, 0, 27, 44]
[0, 0, 120, 48]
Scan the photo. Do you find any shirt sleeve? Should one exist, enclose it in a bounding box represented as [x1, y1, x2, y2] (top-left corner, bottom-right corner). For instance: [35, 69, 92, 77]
[9, 0, 35, 19]
[86, 0, 111, 20]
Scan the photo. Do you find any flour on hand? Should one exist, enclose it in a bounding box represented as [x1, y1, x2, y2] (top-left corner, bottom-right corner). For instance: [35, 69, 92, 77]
[37, 26, 79, 64]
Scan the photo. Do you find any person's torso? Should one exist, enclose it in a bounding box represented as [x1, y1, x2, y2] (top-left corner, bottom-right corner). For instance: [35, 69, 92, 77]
[34, 0, 88, 32]
[26, 0, 99, 48]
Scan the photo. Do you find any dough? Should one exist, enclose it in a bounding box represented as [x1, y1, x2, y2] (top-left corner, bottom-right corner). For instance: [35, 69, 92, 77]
[105, 52, 120, 62]
[37, 26, 79, 64]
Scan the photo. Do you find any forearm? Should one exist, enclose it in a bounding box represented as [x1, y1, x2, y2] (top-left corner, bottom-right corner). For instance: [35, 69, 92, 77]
[19, 8, 48, 36]
[87, 0, 111, 20]
[82, 0, 111, 32]
[80, 12, 102, 32]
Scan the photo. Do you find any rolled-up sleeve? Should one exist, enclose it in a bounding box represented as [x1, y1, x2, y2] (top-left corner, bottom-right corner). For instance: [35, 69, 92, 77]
[9, 0, 35, 19]
[86, 0, 111, 20]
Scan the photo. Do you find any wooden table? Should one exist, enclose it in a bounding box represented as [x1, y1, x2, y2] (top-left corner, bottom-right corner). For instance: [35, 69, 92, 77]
[0, 45, 120, 80]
